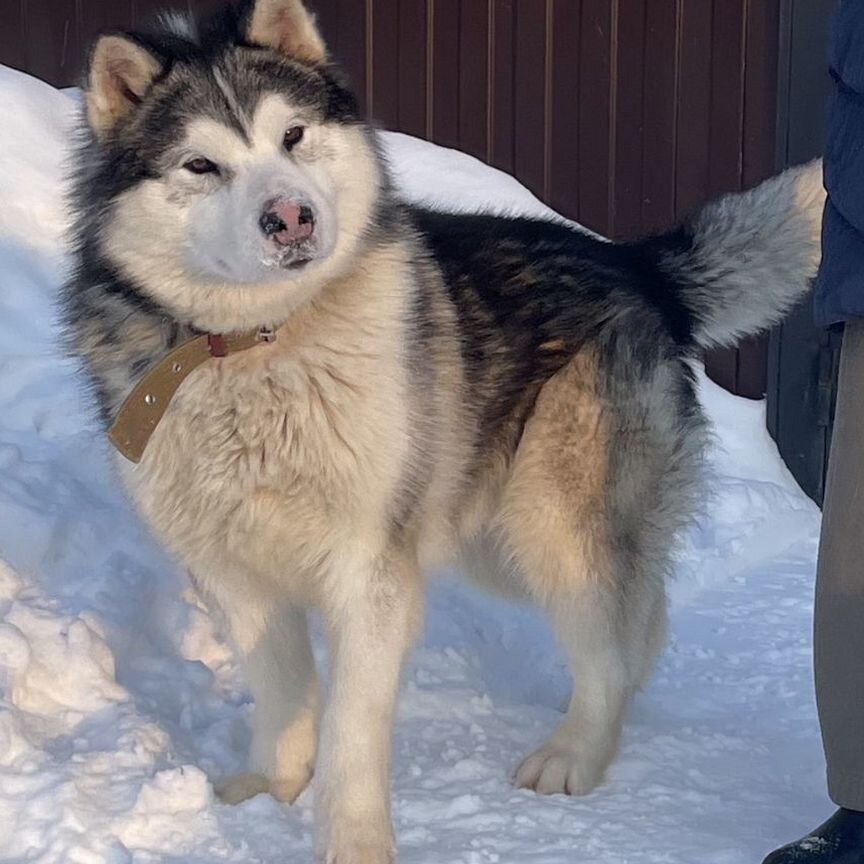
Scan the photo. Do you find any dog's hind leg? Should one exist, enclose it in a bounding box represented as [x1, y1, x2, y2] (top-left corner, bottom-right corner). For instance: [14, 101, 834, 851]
[512, 572, 665, 796]
[497, 350, 674, 796]
[212, 594, 318, 806]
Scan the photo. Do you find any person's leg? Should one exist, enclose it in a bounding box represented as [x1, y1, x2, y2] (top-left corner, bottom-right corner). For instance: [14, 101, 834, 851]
[763, 320, 864, 863]
[815, 318, 864, 809]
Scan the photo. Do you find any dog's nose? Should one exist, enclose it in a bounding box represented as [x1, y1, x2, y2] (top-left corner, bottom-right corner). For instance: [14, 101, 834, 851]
[259, 199, 315, 245]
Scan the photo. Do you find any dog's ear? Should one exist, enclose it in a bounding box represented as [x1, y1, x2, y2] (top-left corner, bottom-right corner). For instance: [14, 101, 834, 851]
[86, 35, 163, 136]
[245, 0, 327, 65]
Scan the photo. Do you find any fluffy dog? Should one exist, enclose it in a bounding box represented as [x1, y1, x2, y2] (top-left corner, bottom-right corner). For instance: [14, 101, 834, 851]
[63, 2, 825, 860]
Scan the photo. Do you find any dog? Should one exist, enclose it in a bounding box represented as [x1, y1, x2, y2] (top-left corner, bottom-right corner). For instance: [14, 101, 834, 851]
[62, 1, 826, 860]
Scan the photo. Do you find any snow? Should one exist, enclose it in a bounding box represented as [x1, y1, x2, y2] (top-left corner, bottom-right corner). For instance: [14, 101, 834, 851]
[0, 64, 833, 863]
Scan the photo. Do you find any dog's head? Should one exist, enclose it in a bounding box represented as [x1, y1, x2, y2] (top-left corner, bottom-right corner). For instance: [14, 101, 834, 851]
[78, 0, 384, 332]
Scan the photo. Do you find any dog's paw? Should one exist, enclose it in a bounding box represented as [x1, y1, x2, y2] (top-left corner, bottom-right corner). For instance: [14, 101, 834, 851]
[215, 769, 313, 805]
[317, 817, 395, 864]
[215, 772, 271, 805]
[270, 769, 313, 804]
[318, 842, 395, 864]
[514, 743, 605, 796]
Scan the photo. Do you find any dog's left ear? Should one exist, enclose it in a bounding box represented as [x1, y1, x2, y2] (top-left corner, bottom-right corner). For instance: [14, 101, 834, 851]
[86, 35, 164, 136]
[245, 0, 327, 65]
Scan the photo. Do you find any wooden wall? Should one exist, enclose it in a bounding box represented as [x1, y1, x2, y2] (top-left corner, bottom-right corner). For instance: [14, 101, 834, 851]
[0, 0, 785, 397]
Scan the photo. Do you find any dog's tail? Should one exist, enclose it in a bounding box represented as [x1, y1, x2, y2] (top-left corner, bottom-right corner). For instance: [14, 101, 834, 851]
[644, 160, 825, 350]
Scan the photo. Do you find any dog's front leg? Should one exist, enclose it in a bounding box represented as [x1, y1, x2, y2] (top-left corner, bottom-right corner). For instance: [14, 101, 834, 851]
[315, 548, 421, 864]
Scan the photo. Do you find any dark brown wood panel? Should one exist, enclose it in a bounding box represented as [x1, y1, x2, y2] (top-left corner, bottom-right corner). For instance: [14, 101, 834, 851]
[577, 0, 615, 231]
[547, 0, 581, 219]
[703, 0, 747, 396]
[640, 0, 680, 235]
[428, 0, 460, 149]
[610, 1, 646, 239]
[0, 1, 27, 76]
[21, 0, 82, 87]
[708, 0, 746, 198]
[324, 0, 368, 114]
[489, 0, 515, 174]
[736, 335, 772, 400]
[458, 0, 489, 162]
[398, 0, 428, 137]
[0, 0, 784, 397]
[512, 0, 547, 202]
[675, 0, 713, 216]
[369, 0, 400, 128]
[743, 0, 781, 187]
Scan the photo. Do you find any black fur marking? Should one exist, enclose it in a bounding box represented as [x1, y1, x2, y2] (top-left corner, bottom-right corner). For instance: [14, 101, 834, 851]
[635, 224, 704, 342]
[409, 207, 698, 448]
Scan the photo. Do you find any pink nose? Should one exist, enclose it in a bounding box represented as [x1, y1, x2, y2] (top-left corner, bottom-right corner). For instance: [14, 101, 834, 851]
[259, 199, 315, 245]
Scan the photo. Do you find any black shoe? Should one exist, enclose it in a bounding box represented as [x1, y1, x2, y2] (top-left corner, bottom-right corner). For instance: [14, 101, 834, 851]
[763, 809, 864, 863]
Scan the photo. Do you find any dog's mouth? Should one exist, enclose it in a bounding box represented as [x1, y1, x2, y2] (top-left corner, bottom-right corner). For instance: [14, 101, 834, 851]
[274, 240, 317, 270]
[253, 237, 318, 273]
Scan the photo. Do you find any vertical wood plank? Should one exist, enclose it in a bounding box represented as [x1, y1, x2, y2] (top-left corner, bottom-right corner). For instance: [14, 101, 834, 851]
[335, 0, 369, 115]
[512, 0, 547, 202]
[675, 0, 713, 217]
[369, 0, 400, 127]
[398, 0, 428, 137]
[0, 1, 27, 75]
[611, 0, 646, 239]
[702, 0, 747, 395]
[735, 335, 770, 398]
[22, 0, 78, 86]
[743, 0, 780, 187]
[489, 0, 515, 173]
[707, 0, 746, 197]
[705, 349, 739, 395]
[429, 0, 461, 149]
[577, 0, 614, 235]
[641, 0, 679, 234]
[458, 0, 490, 161]
[547, 0, 581, 221]
[312, 0, 364, 112]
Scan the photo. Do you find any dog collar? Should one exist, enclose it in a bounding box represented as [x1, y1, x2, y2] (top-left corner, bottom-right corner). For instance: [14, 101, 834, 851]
[107, 327, 276, 463]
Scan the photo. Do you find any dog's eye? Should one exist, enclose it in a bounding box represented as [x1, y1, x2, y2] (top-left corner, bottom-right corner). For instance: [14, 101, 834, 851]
[283, 126, 305, 151]
[184, 157, 220, 175]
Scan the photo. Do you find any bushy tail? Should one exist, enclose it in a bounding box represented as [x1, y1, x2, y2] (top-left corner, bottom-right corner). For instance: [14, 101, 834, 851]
[649, 160, 825, 349]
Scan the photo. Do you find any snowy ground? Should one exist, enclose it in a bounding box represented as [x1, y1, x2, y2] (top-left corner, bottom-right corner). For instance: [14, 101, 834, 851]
[0, 65, 832, 863]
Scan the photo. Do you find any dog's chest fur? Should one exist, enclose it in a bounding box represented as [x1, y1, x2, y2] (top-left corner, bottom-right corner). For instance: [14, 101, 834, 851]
[121, 259, 417, 601]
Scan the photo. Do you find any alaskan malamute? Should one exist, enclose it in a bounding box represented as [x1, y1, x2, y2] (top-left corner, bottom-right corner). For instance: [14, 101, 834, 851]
[63, 1, 825, 860]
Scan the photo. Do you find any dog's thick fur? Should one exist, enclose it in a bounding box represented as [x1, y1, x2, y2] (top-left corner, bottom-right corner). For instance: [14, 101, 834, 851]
[63, 2, 826, 861]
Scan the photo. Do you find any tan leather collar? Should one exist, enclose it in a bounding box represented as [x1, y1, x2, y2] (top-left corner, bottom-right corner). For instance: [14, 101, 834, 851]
[108, 327, 276, 463]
